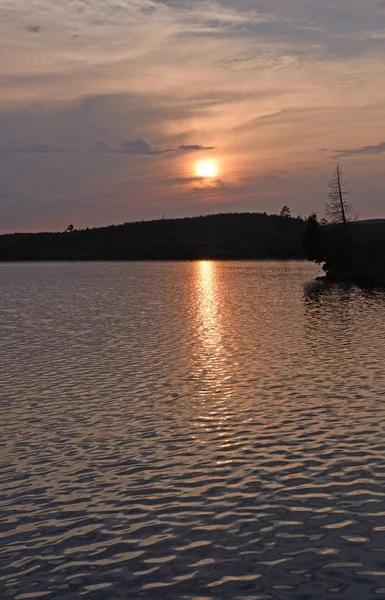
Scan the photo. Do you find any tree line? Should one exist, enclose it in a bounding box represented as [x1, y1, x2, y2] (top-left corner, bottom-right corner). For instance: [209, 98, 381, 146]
[0, 212, 307, 261]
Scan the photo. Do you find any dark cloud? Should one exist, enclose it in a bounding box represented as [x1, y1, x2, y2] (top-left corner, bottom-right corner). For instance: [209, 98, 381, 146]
[121, 139, 173, 155]
[1, 142, 63, 155]
[336, 141, 385, 157]
[0, 193, 21, 203]
[173, 176, 227, 189]
[26, 25, 42, 33]
[178, 144, 215, 152]
[92, 141, 109, 152]
[92, 139, 215, 156]
[92, 139, 173, 156]
[173, 176, 208, 183]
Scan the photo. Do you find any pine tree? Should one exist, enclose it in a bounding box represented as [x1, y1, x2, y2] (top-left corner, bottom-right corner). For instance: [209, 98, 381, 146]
[279, 205, 291, 219]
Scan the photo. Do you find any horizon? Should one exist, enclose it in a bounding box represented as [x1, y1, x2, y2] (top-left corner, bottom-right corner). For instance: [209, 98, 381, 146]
[2, 210, 385, 237]
[3, 209, 297, 236]
[1, 1, 385, 232]
[2, 201, 385, 236]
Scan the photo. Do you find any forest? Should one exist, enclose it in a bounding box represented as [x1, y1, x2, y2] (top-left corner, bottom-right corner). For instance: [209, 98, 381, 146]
[0, 211, 307, 261]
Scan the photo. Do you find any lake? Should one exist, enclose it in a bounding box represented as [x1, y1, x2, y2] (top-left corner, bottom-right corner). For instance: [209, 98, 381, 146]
[1, 261, 385, 599]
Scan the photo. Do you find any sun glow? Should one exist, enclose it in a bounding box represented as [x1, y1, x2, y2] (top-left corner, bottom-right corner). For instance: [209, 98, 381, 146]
[195, 159, 218, 178]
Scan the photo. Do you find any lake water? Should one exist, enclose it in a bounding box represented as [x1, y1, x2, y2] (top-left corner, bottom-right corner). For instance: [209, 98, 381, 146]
[1, 261, 385, 600]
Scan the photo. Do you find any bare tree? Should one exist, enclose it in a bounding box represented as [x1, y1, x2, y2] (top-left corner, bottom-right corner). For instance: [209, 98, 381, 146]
[325, 165, 354, 227]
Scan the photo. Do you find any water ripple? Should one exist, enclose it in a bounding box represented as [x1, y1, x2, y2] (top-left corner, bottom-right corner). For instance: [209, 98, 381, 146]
[1, 261, 385, 599]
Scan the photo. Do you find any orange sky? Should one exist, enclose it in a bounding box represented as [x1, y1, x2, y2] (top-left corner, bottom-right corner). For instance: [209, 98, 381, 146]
[1, 0, 385, 232]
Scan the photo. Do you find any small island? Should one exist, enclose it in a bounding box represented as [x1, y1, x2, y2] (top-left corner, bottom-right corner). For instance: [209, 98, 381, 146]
[304, 165, 385, 287]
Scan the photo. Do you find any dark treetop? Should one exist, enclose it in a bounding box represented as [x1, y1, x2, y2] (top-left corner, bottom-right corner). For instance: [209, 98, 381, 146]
[0, 212, 306, 261]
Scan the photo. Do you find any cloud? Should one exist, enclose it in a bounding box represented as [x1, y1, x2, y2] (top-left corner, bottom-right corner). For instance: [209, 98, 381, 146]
[121, 139, 173, 155]
[236, 108, 306, 131]
[0, 193, 22, 203]
[173, 175, 209, 183]
[26, 25, 42, 33]
[173, 175, 227, 189]
[92, 139, 173, 156]
[336, 141, 385, 157]
[178, 144, 215, 152]
[92, 141, 109, 153]
[92, 139, 216, 156]
[1, 142, 63, 155]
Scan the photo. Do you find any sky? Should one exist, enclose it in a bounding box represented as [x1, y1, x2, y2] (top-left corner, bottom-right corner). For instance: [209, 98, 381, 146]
[0, 0, 385, 232]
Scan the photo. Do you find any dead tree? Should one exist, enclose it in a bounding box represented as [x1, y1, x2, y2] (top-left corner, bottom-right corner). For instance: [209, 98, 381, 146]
[326, 164, 355, 266]
[326, 165, 354, 228]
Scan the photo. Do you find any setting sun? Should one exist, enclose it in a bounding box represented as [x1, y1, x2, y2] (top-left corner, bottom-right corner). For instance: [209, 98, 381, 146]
[195, 160, 218, 178]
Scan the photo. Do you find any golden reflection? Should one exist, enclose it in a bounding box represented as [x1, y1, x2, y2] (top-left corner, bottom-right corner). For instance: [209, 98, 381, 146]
[192, 261, 232, 443]
[196, 261, 223, 372]
[197, 261, 221, 357]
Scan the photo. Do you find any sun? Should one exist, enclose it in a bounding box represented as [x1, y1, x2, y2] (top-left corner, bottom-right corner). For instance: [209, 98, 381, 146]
[195, 159, 218, 178]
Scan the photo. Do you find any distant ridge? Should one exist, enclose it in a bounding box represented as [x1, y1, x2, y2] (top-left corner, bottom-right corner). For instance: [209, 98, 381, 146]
[0, 212, 306, 261]
[356, 218, 385, 224]
[2, 212, 384, 262]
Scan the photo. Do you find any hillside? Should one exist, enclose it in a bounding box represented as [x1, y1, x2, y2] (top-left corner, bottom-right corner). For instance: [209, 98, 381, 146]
[0, 213, 307, 261]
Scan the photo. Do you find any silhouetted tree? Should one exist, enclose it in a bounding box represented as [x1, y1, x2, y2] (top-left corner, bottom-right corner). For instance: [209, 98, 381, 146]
[66, 224, 75, 233]
[303, 213, 325, 263]
[326, 164, 357, 270]
[280, 205, 291, 218]
[326, 165, 354, 226]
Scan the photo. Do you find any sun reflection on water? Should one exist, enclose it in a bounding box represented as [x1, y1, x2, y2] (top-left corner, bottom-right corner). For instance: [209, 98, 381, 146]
[192, 261, 232, 444]
[197, 261, 222, 362]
